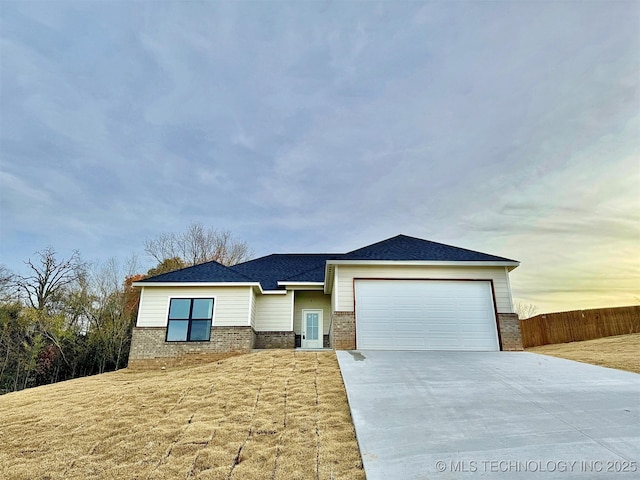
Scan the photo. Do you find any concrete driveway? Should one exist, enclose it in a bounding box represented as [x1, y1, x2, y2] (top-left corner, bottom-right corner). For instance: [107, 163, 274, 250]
[337, 351, 640, 479]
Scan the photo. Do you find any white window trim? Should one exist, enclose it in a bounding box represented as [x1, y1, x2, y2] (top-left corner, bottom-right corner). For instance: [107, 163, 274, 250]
[333, 265, 339, 312]
[301, 309, 324, 349]
[290, 291, 295, 331]
[136, 287, 146, 327]
[505, 266, 515, 314]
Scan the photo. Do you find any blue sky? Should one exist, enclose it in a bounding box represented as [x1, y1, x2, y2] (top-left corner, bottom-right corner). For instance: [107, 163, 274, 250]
[1, 1, 638, 314]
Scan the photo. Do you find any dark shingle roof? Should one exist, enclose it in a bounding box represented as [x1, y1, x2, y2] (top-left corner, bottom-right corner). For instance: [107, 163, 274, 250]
[283, 265, 327, 283]
[229, 254, 336, 290]
[340, 234, 517, 262]
[138, 235, 517, 289]
[138, 260, 255, 283]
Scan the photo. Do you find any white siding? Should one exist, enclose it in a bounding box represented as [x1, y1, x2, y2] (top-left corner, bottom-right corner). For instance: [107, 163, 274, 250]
[335, 265, 514, 313]
[293, 291, 332, 335]
[254, 292, 293, 331]
[249, 289, 257, 328]
[137, 286, 252, 327]
[504, 266, 515, 313]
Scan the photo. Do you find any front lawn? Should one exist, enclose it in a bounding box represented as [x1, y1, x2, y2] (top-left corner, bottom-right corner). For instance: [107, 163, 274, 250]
[0, 350, 364, 480]
[527, 333, 640, 374]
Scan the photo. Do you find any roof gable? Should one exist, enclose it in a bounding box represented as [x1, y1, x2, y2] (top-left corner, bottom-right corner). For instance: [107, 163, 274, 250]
[340, 234, 517, 262]
[138, 260, 255, 283]
[230, 254, 335, 290]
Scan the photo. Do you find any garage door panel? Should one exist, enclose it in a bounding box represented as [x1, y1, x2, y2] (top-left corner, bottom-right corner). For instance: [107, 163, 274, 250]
[394, 314, 423, 323]
[458, 297, 490, 306]
[426, 331, 459, 348]
[428, 311, 457, 321]
[462, 323, 492, 334]
[355, 280, 499, 351]
[396, 308, 423, 316]
[428, 322, 457, 332]
[396, 326, 423, 336]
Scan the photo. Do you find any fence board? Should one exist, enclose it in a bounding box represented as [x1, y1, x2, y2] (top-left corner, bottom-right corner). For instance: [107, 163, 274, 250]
[519, 305, 640, 348]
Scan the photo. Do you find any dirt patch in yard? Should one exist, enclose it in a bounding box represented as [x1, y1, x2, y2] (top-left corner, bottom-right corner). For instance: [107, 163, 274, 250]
[527, 333, 640, 374]
[0, 350, 364, 480]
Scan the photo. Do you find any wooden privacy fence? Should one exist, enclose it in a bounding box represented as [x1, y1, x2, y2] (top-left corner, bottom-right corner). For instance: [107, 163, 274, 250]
[519, 305, 640, 348]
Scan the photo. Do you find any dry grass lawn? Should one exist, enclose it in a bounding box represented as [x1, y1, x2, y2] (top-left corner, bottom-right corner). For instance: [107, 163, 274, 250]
[0, 350, 365, 480]
[527, 333, 640, 374]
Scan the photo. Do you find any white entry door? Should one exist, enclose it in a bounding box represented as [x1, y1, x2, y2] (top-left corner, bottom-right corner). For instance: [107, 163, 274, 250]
[302, 310, 323, 349]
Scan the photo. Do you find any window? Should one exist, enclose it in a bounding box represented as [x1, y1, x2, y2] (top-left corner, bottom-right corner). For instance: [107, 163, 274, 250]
[166, 298, 214, 342]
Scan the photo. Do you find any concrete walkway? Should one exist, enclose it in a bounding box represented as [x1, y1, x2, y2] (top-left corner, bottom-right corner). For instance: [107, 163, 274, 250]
[337, 351, 640, 479]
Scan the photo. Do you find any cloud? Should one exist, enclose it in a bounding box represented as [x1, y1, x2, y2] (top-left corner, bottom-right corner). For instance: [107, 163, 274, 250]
[1, 171, 52, 207]
[1, 1, 638, 313]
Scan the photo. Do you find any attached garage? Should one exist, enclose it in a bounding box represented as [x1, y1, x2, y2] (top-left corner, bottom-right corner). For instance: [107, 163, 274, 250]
[354, 279, 500, 351]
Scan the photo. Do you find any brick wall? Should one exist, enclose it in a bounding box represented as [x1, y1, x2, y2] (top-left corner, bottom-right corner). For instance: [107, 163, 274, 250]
[255, 331, 295, 349]
[331, 312, 356, 350]
[498, 313, 523, 351]
[328, 311, 522, 351]
[294, 334, 331, 348]
[128, 326, 256, 368]
[128, 352, 242, 370]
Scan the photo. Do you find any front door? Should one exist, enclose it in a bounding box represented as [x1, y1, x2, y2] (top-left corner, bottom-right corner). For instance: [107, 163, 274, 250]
[301, 310, 323, 349]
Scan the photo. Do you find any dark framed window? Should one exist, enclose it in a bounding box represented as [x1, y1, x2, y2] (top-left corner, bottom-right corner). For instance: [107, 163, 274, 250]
[166, 298, 214, 342]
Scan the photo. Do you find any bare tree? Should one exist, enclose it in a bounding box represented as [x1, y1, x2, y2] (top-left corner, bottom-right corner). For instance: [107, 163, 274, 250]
[15, 248, 86, 312]
[82, 256, 140, 371]
[0, 265, 17, 303]
[11, 249, 86, 369]
[515, 301, 538, 320]
[144, 223, 252, 267]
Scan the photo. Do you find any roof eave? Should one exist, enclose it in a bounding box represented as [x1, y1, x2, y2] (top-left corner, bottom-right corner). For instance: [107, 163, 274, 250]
[133, 281, 265, 292]
[324, 264, 335, 294]
[133, 281, 297, 295]
[326, 259, 519, 268]
[277, 281, 325, 291]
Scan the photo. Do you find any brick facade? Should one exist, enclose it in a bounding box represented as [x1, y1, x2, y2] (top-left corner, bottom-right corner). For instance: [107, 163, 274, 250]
[254, 331, 295, 349]
[294, 334, 330, 348]
[328, 311, 522, 351]
[128, 326, 256, 369]
[128, 352, 242, 370]
[497, 313, 523, 351]
[331, 311, 356, 350]
[128, 310, 523, 367]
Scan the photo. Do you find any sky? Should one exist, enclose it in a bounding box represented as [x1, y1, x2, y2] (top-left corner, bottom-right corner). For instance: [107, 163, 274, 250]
[1, 0, 638, 315]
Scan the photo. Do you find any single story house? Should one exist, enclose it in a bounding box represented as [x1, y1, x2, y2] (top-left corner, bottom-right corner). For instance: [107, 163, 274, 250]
[129, 234, 522, 367]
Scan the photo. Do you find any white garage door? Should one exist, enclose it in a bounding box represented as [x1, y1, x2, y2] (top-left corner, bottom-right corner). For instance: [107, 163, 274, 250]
[355, 280, 499, 351]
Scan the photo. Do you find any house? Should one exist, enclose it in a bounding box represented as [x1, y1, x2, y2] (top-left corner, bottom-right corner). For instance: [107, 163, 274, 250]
[128, 234, 522, 367]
